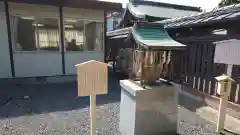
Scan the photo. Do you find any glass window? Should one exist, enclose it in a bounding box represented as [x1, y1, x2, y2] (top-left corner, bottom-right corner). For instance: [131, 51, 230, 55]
[84, 21, 104, 51]
[10, 16, 104, 52]
[63, 19, 104, 52]
[10, 16, 38, 51]
[10, 16, 60, 52]
[37, 18, 60, 51]
[64, 19, 84, 51]
[95, 22, 104, 51]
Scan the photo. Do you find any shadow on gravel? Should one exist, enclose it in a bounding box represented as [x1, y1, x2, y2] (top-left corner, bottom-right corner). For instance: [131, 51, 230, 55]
[0, 73, 121, 119]
[178, 85, 220, 135]
[179, 85, 208, 113]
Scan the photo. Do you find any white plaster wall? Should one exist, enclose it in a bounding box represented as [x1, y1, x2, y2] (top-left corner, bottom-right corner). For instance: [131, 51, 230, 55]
[14, 52, 62, 77]
[65, 52, 104, 75]
[0, 2, 12, 78]
[63, 7, 104, 21]
[8, 3, 59, 17]
[8, 3, 62, 77]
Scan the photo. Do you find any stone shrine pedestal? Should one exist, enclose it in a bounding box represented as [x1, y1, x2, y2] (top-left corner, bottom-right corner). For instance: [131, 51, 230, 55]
[119, 79, 179, 135]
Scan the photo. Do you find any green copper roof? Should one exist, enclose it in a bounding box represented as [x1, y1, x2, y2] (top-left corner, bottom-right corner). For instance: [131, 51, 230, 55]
[131, 26, 186, 50]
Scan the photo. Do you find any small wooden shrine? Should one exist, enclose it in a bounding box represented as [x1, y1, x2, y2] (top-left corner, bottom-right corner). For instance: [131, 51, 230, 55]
[109, 22, 186, 85]
[127, 23, 185, 84]
[129, 23, 185, 85]
[106, 0, 199, 85]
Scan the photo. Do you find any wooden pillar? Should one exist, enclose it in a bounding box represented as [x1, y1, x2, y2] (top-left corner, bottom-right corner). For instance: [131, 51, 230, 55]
[226, 65, 233, 76]
[216, 64, 232, 133]
[90, 95, 97, 135]
[112, 44, 116, 73]
[140, 50, 145, 86]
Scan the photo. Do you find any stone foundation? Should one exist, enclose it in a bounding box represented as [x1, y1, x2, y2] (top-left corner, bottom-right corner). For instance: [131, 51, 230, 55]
[119, 80, 179, 135]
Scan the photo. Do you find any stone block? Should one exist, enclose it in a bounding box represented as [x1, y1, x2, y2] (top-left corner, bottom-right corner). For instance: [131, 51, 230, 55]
[119, 80, 179, 135]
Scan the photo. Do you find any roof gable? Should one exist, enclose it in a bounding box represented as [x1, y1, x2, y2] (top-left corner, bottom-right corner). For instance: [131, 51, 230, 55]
[129, 1, 201, 19]
[215, 74, 235, 82]
[117, 1, 201, 28]
[131, 0, 201, 12]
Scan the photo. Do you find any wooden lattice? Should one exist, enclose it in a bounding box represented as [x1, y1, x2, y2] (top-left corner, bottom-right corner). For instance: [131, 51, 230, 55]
[131, 49, 173, 84]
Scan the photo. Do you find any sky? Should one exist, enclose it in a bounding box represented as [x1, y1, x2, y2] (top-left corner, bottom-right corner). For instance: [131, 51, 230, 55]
[100, 0, 222, 11]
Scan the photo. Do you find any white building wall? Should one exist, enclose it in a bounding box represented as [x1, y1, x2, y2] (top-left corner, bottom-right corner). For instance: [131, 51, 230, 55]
[65, 52, 104, 75]
[14, 52, 62, 77]
[0, 2, 12, 78]
[62, 7, 104, 21]
[8, 3, 63, 77]
[0, 3, 105, 78]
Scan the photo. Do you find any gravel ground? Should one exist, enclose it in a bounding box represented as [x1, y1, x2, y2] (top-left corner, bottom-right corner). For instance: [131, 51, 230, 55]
[0, 74, 235, 135]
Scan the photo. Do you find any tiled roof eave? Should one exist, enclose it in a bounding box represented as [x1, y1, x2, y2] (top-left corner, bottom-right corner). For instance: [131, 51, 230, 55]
[131, 26, 186, 50]
[164, 15, 240, 29]
[157, 3, 240, 29]
[107, 27, 132, 37]
[139, 43, 186, 50]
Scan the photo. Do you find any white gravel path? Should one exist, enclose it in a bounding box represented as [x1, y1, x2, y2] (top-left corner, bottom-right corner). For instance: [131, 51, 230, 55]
[0, 101, 233, 135]
[0, 75, 236, 135]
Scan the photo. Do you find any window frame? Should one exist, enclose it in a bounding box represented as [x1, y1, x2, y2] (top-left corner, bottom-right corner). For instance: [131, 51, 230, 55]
[10, 14, 61, 53]
[83, 19, 104, 53]
[63, 18, 85, 53]
[63, 18, 104, 53]
[10, 12, 105, 53]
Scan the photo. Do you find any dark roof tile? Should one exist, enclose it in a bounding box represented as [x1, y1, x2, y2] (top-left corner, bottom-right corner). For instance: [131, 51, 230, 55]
[155, 3, 240, 28]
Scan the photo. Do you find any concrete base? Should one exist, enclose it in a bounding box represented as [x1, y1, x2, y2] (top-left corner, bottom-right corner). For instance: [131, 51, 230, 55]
[119, 80, 179, 135]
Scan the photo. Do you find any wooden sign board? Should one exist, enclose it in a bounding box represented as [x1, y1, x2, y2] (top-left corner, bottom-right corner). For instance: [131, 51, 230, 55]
[75, 60, 108, 97]
[214, 39, 240, 65]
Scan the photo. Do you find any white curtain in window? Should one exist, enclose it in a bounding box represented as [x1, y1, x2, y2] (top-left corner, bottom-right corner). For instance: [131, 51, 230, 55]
[95, 22, 104, 51]
[37, 29, 84, 50]
[10, 16, 20, 50]
[38, 28, 59, 48]
[65, 30, 84, 46]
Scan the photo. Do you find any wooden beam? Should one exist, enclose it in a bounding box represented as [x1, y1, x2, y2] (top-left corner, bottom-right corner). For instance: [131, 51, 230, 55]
[171, 27, 240, 42]
[168, 19, 240, 32]
[175, 35, 232, 42]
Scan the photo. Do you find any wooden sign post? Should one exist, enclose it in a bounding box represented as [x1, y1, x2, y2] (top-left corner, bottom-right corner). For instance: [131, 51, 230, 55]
[75, 60, 108, 135]
[215, 74, 235, 133]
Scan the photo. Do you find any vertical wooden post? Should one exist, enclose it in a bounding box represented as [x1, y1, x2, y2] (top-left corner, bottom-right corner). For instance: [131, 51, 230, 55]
[216, 64, 232, 133]
[140, 50, 145, 86]
[113, 46, 116, 73]
[90, 94, 97, 135]
[217, 92, 228, 133]
[226, 65, 232, 77]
